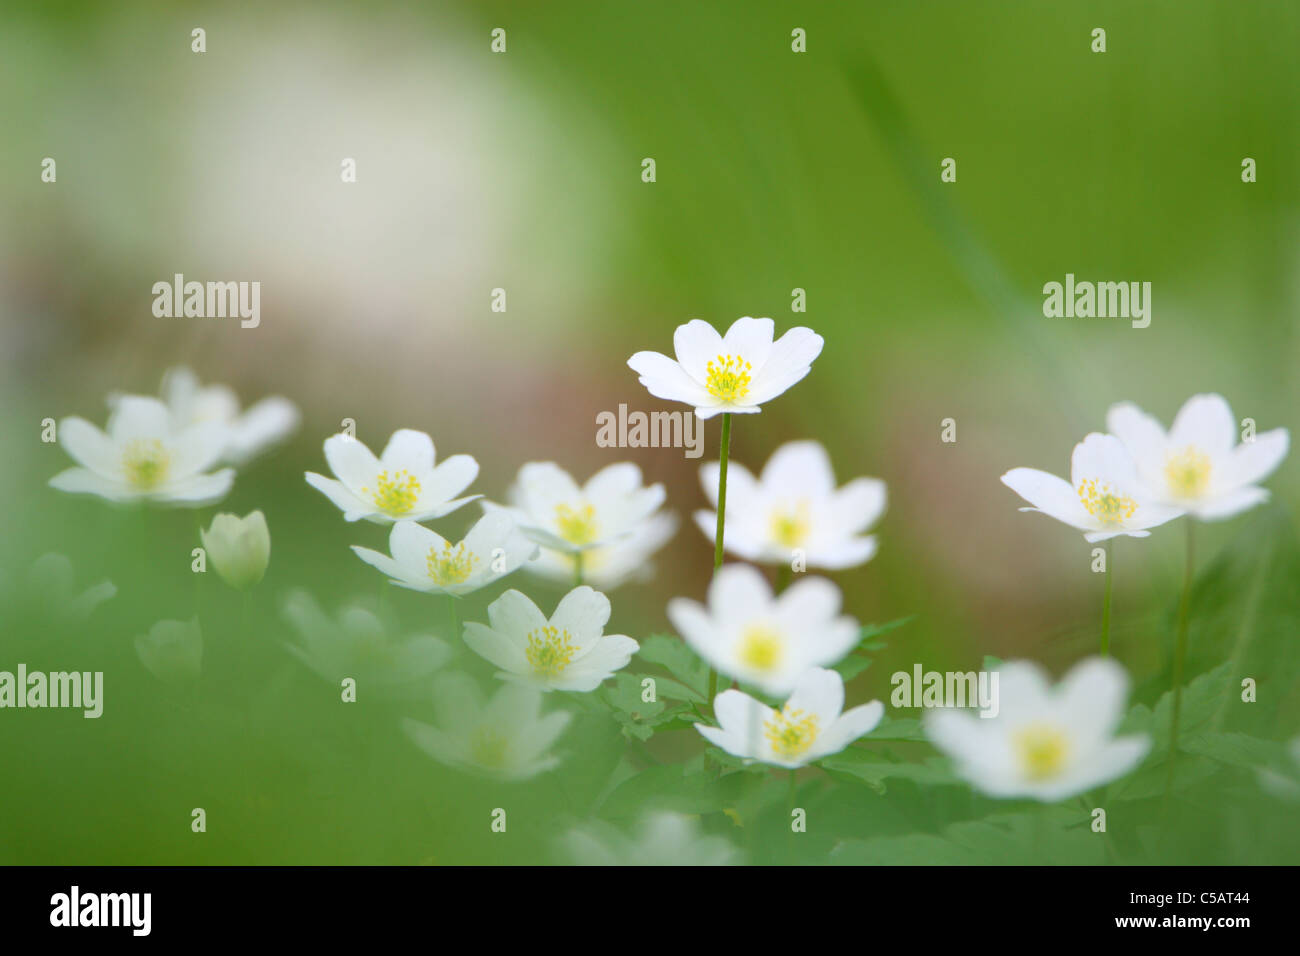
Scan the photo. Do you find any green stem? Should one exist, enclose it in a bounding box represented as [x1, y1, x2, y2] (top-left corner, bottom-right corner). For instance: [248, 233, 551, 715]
[573, 550, 584, 588]
[775, 562, 793, 593]
[706, 413, 733, 706]
[1099, 539, 1114, 657]
[1163, 520, 1195, 806]
[447, 594, 459, 639]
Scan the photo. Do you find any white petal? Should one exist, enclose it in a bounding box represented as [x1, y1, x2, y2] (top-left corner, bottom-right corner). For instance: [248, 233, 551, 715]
[323, 434, 379, 491]
[1228, 428, 1288, 489]
[627, 351, 713, 406]
[1168, 394, 1236, 459]
[720, 316, 775, 368]
[380, 429, 436, 472]
[672, 319, 724, 381]
[1001, 467, 1089, 529]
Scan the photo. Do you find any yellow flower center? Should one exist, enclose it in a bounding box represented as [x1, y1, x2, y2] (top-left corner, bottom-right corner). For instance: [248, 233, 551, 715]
[705, 353, 753, 403]
[122, 438, 171, 490]
[426, 541, 478, 587]
[555, 503, 599, 546]
[1163, 445, 1211, 499]
[769, 502, 811, 549]
[738, 625, 784, 672]
[1013, 724, 1071, 780]
[764, 706, 820, 760]
[1077, 478, 1137, 525]
[363, 470, 421, 515]
[470, 729, 510, 769]
[525, 625, 577, 678]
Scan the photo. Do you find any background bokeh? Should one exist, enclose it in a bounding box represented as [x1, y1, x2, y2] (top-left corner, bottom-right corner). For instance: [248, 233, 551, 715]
[2, 0, 1297, 864]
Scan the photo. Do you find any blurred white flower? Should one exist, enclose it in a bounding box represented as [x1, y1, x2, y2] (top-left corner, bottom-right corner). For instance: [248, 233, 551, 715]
[351, 513, 537, 597]
[667, 564, 859, 696]
[462, 586, 638, 692]
[697, 668, 883, 769]
[628, 316, 824, 419]
[305, 428, 479, 523]
[201, 510, 270, 591]
[483, 462, 666, 555]
[925, 657, 1150, 802]
[561, 813, 741, 866]
[282, 590, 451, 691]
[1258, 737, 1300, 801]
[696, 440, 885, 569]
[49, 396, 235, 507]
[155, 366, 299, 466]
[402, 673, 571, 781]
[135, 618, 203, 684]
[1107, 393, 1289, 521]
[22, 553, 116, 623]
[525, 511, 678, 590]
[1001, 432, 1184, 543]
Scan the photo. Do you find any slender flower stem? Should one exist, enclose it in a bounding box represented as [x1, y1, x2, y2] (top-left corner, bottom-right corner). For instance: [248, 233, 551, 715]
[447, 594, 459, 639]
[1163, 520, 1195, 807]
[775, 562, 793, 594]
[1099, 540, 1114, 657]
[705, 413, 733, 708]
[573, 550, 584, 588]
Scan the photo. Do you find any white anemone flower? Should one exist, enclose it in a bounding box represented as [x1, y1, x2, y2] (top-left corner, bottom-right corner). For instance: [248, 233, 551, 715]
[1001, 432, 1184, 543]
[695, 440, 885, 569]
[402, 673, 571, 781]
[135, 618, 203, 684]
[525, 511, 678, 590]
[49, 396, 235, 507]
[150, 366, 300, 465]
[305, 428, 479, 524]
[482, 462, 666, 555]
[1107, 393, 1289, 520]
[925, 657, 1151, 802]
[201, 510, 271, 591]
[697, 667, 884, 769]
[282, 591, 451, 691]
[561, 813, 741, 866]
[15, 553, 116, 623]
[351, 513, 538, 597]
[462, 586, 638, 692]
[667, 564, 859, 696]
[627, 316, 824, 419]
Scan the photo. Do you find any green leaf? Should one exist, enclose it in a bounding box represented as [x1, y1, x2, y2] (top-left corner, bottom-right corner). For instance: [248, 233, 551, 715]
[598, 763, 762, 817]
[636, 633, 708, 696]
[819, 749, 956, 793]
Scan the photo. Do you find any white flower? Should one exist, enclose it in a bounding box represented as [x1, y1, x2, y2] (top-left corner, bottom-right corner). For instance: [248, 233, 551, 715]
[351, 513, 537, 597]
[201, 510, 270, 591]
[695, 440, 885, 569]
[525, 512, 678, 590]
[628, 316, 824, 419]
[19, 553, 116, 623]
[667, 564, 859, 696]
[150, 366, 299, 465]
[49, 396, 235, 506]
[925, 657, 1151, 802]
[483, 462, 666, 555]
[1001, 432, 1184, 543]
[135, 618, 203, 684]
[305, 428, 479, 523]
[402, 673, 571, 781]
[1107, 393, 1289, 520]
[462, 586, 638, 692]
[282, 591, 452, 691]
[696, 667, 883, 769]
[561, 813, 741, 866]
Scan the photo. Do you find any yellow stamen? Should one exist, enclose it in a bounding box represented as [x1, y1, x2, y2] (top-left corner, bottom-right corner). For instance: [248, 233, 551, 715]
[525, 625, 577, 678]
[470, 729, 510, 768]
[705, 353, 753, 403]
[426, 541, 478, 587]
[1077, 478, 1137, 525]
[769, 501, 811, 549]
[362, 470, 421, 516]
[738, 625, 783, 672]
[555, 503, 599, 546]
[764, 706, 820, 760]
[1013, 724, 1071, 780]
[1163, 445, 1211, 498]
[122, 438, 171, 490]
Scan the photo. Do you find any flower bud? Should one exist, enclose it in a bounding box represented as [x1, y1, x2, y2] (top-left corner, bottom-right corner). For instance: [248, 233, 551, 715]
[201, 510, 270, 590]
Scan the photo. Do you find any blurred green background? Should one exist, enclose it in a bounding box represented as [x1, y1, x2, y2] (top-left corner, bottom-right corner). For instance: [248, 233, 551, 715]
[2, 0, 1297, 864]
